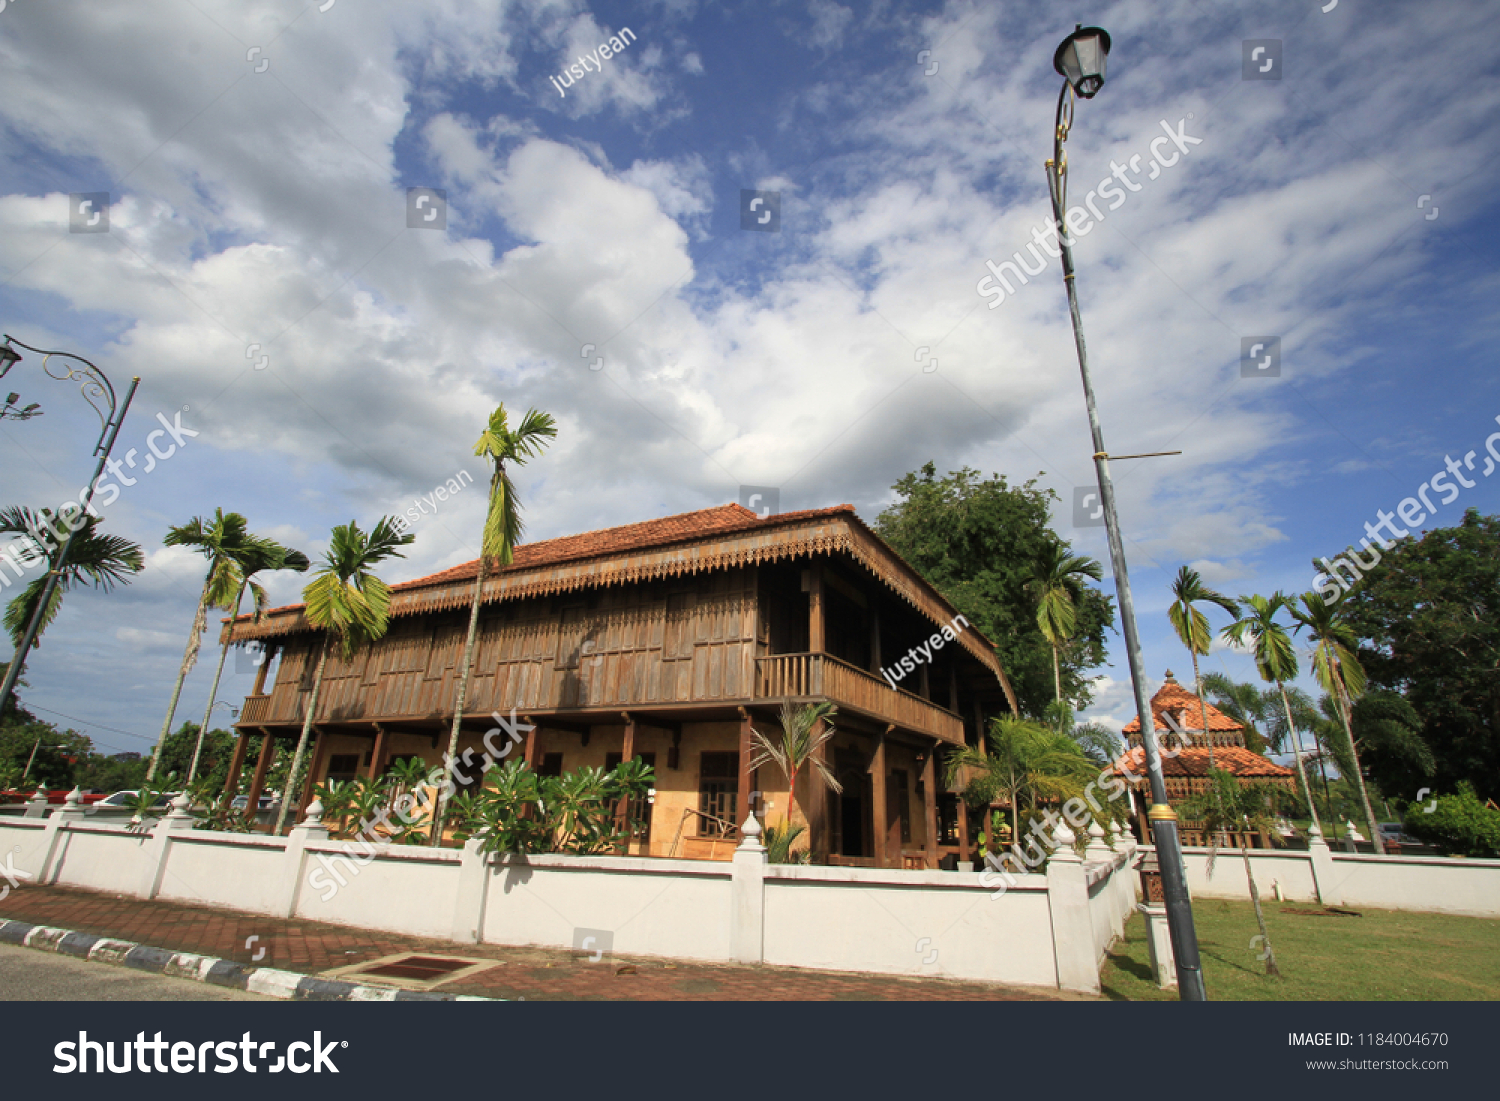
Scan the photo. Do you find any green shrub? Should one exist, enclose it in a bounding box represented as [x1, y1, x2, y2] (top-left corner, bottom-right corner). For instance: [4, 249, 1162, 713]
[1402, 783, 1500, 857]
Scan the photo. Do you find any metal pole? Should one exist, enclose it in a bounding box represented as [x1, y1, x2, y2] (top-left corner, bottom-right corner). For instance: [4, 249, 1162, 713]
[1046, 85, 1206, 1000]
[0, 360, 139, 716]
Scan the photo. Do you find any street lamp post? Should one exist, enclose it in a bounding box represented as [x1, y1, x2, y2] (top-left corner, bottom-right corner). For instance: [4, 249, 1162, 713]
[1044, 25, 1208, 1000]
[0, 336, 140, 716]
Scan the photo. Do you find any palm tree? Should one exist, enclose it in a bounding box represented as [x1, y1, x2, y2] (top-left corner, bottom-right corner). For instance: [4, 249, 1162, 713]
[146, 511, 256, 782]
[1221, 592, 1323, 834]
[273, 517, 414, 834]
[1198, 671, 1272, 751]
[1026, 545, 1103, 706]
[1180, 768, 1287, 978]
[1, 506, 144, 650]
[1290, 592, 1384, 853]
[185, 536, 310, 784]
[749, 701, 841, 854]
[433, 405, 557, 843]
[946, 714, 1106, 851]
[1166, 567, 1240, 773]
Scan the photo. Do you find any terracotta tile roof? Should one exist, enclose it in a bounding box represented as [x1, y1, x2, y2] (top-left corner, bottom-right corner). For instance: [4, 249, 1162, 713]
[1110, 744, 1294, 780]
[245, 503, 857, 620]
[1121, 677, 1243, 734]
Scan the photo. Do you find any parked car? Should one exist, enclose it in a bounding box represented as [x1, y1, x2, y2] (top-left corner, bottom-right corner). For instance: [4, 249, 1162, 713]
[230, 794, 277, 811]
[88, 790, 174, 813]
[1378, 822, 1419, 845]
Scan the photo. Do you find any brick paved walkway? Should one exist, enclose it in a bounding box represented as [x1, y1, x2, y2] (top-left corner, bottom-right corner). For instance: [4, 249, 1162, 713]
[0, 885, 1077, 1001]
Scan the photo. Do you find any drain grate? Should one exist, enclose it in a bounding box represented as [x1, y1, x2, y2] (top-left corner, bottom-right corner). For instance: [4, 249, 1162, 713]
[323, 952, 501, 990]
[361, 956, 477, 981]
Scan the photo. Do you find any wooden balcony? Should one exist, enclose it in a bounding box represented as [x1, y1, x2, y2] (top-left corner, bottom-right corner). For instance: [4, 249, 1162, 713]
[755, 652, 964, 745]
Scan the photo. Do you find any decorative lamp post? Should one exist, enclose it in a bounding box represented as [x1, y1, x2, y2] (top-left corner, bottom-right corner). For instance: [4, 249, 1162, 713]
[0, 336, 140, 716]
[1043, 26, 1208, 1001]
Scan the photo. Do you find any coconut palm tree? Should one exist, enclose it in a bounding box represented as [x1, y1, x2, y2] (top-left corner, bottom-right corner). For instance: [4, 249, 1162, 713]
[146, 511, 257, 782]
[273, 517, 414, 834]
[185, 536, 310, 784]
[1290, 591, 1384, 853]
[1166, 567, 1240, 773]
[0, 506, 144, 652]
[1199, 672, 1274, 753]
[749, 701, 841, 855]
[1221, 592, 1323, 834]
[1025, 544, 1103, 706]
[432, 405, 557, 843]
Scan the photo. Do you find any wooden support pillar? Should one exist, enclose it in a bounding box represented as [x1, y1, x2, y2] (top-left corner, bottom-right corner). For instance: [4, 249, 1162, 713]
[973, 700, 987, 751]
[957, 798, 970, 868]
[245, 730, 275, 829]
[807, 562, 824, 653]
[222, 732, 250, 797]
[869, 606, 881, 674]
[521, 715, 539, 768]
[736, 707, 754, 831]
[869, 726, 890, 867]
[368, 722, 389, 780]
[921, 743, 938, 869]
[806, 715, 828, 862]
[616, 712, 636, 843]
[918, 659, 929, 700]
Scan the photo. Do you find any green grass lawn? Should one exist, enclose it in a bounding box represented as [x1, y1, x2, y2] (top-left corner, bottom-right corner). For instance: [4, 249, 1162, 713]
[1101, 897, 1500, 1000]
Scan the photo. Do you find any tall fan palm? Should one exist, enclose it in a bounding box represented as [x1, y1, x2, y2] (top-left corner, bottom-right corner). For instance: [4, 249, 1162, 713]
[146, 511, 255, 782]
[1290, 591, 1384, 853]
[185, 536, 310, 784]
[1, 506, 144, 651]
[1198, 671, 1272, 752]
[1166, 567, 1240, 773]
[750, 700, 842, 845]
[273, 517, 413, 833]
[1025, 544, 1103, 706]
[433, 405, 557, 844]
[1221, 592, 1323, 834]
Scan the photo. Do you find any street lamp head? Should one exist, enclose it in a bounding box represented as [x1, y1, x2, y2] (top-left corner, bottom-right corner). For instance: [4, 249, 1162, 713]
[1054, 24, 1111, 99]
[0, 338, 21, 378]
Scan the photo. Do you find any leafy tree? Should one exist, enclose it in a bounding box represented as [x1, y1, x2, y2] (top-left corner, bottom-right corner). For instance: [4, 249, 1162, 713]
[187, 535, 309, 784]
[0, 506, 144, 650]
[1292, 592, 1384, 853]
[1337, 509, 1500, 803]
[274, 517, 414, 833]
[1401, 783, 1500, 857]
[1348, 691, 1433, 806]
[148, 510, 255, 782]
[1025, 545, 1103, 705]
[874, 465, 1113, 715]
[436, 404, 556, 843]
[1166, 566, 1239, 775]
[151, 721, 236, 793]
[448, 757, 654, 855]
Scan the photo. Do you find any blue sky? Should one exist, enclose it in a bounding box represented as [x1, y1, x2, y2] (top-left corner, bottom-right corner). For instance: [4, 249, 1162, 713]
[1, 0, 1497, 761]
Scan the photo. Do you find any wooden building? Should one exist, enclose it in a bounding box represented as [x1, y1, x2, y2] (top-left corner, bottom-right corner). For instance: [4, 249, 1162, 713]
[1115, 672, 1296, 846]
[223, 504, 1017, 867]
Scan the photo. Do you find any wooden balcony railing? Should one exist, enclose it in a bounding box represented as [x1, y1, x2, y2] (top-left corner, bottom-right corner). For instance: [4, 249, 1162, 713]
[239, 694, 273, 725]
[755, 652, 964, 745]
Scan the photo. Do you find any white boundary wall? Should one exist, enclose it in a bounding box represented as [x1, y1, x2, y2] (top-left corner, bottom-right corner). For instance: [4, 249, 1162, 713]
[1154, 843, 1500, 918]
[0, 801, 1141, 994]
